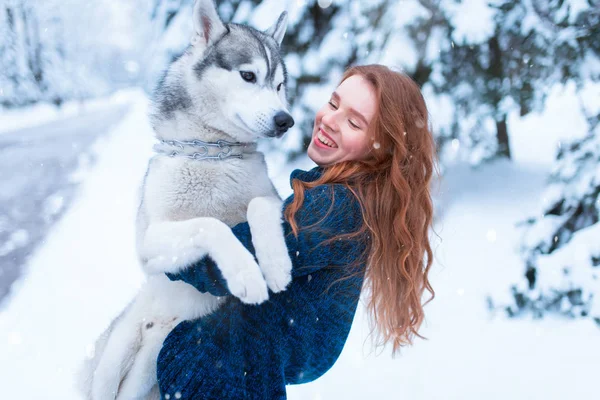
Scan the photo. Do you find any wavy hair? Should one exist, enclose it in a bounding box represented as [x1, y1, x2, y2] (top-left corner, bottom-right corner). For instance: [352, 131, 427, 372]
[285, 65, 439, 354]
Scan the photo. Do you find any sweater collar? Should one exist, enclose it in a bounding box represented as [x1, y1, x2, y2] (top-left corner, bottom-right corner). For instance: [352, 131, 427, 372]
[290, 166, 324, 187]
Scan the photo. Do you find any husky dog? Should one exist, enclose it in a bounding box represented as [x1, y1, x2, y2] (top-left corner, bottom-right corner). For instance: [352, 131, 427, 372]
[77, 1, 294, 398]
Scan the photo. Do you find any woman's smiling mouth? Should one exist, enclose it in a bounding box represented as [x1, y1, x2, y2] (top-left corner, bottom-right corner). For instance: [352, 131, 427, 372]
[315, 128, 338, 148]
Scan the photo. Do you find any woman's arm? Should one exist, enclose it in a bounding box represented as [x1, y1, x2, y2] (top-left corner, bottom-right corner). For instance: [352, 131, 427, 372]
[166, 184, 367, 297]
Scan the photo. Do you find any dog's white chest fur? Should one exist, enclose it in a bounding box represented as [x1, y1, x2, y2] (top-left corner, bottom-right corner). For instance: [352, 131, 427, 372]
[142, 153, 276, 228]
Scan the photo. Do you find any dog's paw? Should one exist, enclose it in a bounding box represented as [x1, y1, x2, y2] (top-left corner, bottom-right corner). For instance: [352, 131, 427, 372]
[260, 251, 293, 293]
[226, 266, 269, 305]
[264, 266, 292, 293]
[216, 245, 268, 304]
[194, 220, 270, 304]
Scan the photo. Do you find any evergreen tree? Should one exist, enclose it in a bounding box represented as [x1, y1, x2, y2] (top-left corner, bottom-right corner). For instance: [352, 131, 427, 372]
[429, 0, 599, 164]
[485, 0, 600, 324]
[0, 1, 20, 106]
[491, 115, 600, 324]
[0, 0, 41, 107]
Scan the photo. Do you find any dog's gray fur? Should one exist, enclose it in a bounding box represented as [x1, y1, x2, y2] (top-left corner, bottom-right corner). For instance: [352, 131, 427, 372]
[77, 1, 293, 398]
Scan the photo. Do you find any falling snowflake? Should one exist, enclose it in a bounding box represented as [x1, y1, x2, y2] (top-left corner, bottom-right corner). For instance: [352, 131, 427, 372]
[451, 139, 460, 151]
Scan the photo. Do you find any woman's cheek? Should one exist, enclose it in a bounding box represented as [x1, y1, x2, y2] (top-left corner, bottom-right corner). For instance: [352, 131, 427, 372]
[348, 131, 371, 159]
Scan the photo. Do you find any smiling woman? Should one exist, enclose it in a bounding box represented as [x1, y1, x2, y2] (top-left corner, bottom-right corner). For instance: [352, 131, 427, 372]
[307, 74, 377, 165]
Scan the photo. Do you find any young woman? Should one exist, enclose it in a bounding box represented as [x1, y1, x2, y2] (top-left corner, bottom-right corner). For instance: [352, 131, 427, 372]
[156, 64, 438, 399]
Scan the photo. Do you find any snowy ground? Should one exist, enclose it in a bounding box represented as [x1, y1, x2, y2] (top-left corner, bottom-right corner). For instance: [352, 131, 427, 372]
[0, 91, 598, 399]
[0, 99, 131, 302]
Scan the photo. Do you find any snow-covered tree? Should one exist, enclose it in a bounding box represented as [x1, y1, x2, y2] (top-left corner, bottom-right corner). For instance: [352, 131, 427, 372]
[490, 81, 600, 324]
[481, 0, 600, 324]
[0, 0, 159, 107]
[0, 0, 41, 106]
[424, 0, 600, 165]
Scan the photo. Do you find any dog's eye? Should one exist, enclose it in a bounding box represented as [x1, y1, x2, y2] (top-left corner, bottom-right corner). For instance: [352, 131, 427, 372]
[240, 71, 256, 83]
[277, 82, 283, 92]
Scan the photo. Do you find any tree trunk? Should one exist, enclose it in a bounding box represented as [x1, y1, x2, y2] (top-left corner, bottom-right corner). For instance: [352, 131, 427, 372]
[496, 115, 511, 159]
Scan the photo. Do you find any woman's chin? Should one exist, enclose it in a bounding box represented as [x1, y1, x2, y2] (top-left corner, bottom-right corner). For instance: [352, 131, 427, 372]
[308, 143, 335, 166]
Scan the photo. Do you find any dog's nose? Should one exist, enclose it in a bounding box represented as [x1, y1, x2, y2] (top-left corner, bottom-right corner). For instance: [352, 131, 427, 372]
[274, 112, 294, 135]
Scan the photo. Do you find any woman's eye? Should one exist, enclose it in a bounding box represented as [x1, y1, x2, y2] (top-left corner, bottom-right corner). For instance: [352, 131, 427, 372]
[240, 71, 257, 83]
[277, 82, 283, 91]
[328, 101, 338, 109]
[349, 120, 360, 129]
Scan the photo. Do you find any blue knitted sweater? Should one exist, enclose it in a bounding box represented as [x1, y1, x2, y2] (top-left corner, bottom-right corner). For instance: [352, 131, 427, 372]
[157, 167, 370, 399]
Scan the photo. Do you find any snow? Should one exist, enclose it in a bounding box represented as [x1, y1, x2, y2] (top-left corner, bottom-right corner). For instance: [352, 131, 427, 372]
[248, 0, 287, 29]
[564, 0, 591, 22]
[536, 221, 600, 300]
[0, 91, 151, 398]
[0, 89, 139, 135]
[445, 0, 497, 44]
[506, 82, 592, 167]
[1, 90, 599, 398]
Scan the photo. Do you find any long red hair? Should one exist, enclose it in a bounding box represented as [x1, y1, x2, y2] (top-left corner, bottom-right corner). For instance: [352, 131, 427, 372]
[285, 65, 439, 354]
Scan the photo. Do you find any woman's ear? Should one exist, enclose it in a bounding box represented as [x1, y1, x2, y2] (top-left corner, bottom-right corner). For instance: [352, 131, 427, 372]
[192, 0, 227, 46]
[264, 11, 288, 47]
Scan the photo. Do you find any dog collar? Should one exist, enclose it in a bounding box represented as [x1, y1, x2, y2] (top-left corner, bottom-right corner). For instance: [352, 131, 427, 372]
[153, 139, 257, 161]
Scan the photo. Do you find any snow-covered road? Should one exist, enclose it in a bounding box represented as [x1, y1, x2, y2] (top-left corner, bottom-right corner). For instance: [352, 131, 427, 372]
[0, 103, 131, 303]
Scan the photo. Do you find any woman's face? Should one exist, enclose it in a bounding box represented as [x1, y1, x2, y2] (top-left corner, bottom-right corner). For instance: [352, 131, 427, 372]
[307, 75, 377, 166]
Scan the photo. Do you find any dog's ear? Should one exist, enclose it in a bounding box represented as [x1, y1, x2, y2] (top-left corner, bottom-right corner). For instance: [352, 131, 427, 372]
[192, 0, 227, 45]
[265, 11, 288, 47]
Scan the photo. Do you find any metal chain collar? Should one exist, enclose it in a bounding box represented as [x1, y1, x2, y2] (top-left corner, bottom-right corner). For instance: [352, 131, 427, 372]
[153, 139, 257, 161]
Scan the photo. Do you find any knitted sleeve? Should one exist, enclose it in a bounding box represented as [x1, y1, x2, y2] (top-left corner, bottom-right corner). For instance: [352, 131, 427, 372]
[166, 184, 366, 296]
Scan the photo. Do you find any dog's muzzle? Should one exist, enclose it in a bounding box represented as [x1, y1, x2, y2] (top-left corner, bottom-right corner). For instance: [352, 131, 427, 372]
[271, 111, 294, 138]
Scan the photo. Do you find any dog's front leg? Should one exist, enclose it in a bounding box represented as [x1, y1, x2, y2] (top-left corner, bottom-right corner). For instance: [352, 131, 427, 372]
[142, 217, 269, 304]
[247, 197, 293, 293]
[139, 219, 211, 276]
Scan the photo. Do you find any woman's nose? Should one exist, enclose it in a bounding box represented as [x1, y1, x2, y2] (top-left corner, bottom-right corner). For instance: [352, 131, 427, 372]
[321, 110, 338, 131]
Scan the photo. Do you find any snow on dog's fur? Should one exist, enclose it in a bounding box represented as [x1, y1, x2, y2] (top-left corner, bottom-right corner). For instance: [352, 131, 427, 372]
[77, 1, 293, 398]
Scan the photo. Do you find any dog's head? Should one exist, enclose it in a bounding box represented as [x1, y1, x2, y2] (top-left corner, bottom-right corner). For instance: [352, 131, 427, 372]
[153, 0, 294, 142]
